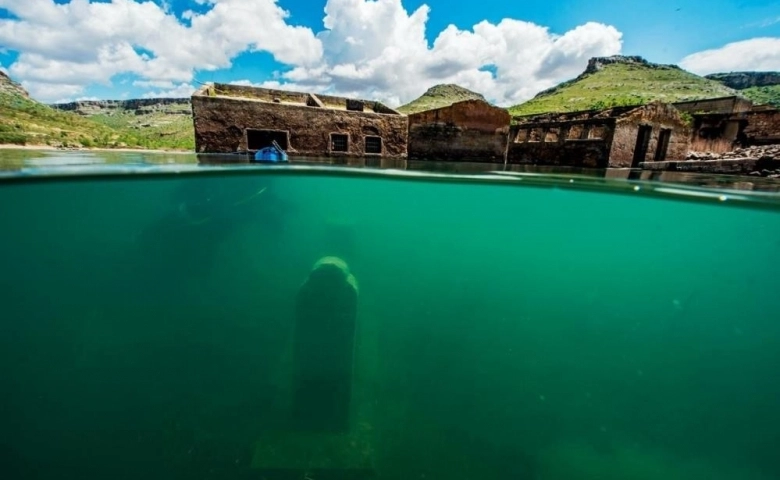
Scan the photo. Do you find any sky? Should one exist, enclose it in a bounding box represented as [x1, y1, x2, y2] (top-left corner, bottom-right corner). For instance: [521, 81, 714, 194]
[0, 0, 779, 106]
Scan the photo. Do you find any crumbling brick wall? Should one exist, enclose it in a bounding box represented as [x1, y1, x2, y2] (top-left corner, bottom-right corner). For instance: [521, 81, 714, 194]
[407, 100, 510, 162]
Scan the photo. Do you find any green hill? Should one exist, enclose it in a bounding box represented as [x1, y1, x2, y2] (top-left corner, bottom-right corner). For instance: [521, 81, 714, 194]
[706, 72, 780, 107]
[0, 71, 194, 150]
[739, 85, 780, 107]
[508, 56, 739, 116]
[398, 84, 486, 114]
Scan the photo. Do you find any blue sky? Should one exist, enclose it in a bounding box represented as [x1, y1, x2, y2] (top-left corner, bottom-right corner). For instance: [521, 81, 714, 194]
[0, 0, 778, 105]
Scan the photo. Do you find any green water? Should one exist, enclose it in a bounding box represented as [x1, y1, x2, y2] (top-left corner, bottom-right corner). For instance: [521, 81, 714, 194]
[1, 150, 780, 480]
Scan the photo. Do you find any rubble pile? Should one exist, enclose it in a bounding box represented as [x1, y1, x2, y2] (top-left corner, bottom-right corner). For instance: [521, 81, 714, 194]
[684, 145, 780, 177]
[686, 144, 780, 161]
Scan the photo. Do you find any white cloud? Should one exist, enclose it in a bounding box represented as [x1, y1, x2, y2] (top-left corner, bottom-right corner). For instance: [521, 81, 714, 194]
[0, 0, 624, 105]
[141, 82, 196, 98]
[680, 37, 780, 75]
[274, 0, 623, 107]
[22, 81, 86, 101]
[0, 0, 322, 101]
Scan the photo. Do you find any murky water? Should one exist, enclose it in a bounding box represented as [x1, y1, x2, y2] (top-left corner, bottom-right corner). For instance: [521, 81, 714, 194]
[1, 149, 780, 480]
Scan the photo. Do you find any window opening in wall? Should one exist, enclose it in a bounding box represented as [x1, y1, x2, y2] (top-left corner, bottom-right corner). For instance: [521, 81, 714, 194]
[632, 124, 653, 167]
[528, 128, 543, 142]
[589, 125, 606, 140]
[346, 99, 364, 112]
[654, 128, 672, 161]
[331, 133, 349, 152]
[567, 125, 583, 140]
[365, 136, 382, 154]
[545, 127, 560, 143]
[514, 129, 528, 143]
[247, 129, 289, 150]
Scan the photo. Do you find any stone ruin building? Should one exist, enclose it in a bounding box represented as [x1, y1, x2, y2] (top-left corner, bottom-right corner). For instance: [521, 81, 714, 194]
[406, 99, 511, 162]
[191, 83, 777, 169]
[673, 96, 780, 153]
[507, 102, 691, 168]
[191, 83, 408, 159]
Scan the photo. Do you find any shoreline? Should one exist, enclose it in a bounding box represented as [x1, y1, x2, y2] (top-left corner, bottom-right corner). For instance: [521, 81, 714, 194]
[0, 144, 193, 154]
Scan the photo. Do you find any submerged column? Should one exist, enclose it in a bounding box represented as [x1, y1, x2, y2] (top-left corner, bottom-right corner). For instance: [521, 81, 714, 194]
[291, 256, 359, 433]
[250, 257, 374, 479]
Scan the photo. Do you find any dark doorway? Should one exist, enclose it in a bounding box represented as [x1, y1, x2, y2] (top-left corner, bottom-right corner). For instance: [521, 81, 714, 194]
[631, 125, 652, 167]
[247, 129, 289, 151]
[654, 128, 672, 161]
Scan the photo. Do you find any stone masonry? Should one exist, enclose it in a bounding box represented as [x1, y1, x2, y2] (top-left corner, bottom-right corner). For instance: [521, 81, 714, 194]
[191, 83, 408, 158]
[407, 99, 510, 162]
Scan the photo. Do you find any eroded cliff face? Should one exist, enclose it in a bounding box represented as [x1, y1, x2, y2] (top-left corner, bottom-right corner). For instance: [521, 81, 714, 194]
[0, 70, 29, 97]
[50, 98, 192, 116]
[706, 72, 780, 90]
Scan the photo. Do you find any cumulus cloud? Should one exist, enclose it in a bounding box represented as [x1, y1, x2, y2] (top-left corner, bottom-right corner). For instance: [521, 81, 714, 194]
[0, 0, 624, 105]
[0, 0, 322, 101]
[140, 82, 196, 98]
[283, 0, 623, 106]
[680, 37, 780, 75]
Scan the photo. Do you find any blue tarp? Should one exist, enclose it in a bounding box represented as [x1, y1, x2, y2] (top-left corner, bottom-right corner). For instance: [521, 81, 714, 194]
[253, 141, 288, 163]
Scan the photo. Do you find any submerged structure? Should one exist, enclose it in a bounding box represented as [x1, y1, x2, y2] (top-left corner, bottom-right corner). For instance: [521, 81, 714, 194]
[407, 99, 511, 163]
[508, 102, 691, 168]
[191, 83, 408, 158]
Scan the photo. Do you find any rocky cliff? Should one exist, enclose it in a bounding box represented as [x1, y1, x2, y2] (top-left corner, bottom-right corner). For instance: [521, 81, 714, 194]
[706, 72, 780, 90]
[51, 98, 192, 116]
[0, 70, 29, 98]
[583, 56, 682, 75]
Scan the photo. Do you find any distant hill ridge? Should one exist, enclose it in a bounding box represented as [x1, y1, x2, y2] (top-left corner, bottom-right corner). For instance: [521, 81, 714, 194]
[508, 55, 738, 116]
[397, 84, 486, 114]
[51, 98, 192, 116]
[705, 72, 780, 90]
[0, 71, 194, 149]
[706, 72, 780, 107]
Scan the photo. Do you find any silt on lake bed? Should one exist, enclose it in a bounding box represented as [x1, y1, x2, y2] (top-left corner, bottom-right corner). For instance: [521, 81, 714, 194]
[1, 149, 780, 480]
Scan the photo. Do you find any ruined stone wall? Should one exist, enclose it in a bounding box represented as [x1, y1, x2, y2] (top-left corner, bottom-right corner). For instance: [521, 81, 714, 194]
[743, 109, 780, 144]
[506, 119, 615, 168]
[191, 95, 408, 157]
[673, 96, 752, 115]
[407, 100, 510, 162]
[211, 83, 309, 104]
[609, 103, 690, 166]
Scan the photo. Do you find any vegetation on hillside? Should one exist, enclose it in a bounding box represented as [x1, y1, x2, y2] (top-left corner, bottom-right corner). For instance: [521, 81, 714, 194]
[509, 62, 738, 116]
[88, 105, 195, 150]
[739, 85, 780, 107]
[0, 91, 116, 147]
[0, 73, 194, 150]
[398, 84, 486, 114]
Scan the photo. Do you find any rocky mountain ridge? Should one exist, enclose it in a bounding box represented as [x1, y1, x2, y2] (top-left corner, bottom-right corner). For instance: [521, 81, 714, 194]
[705, 72, 780, 90]
[51, 98, 192, 116]
[0, 70, 29, 97]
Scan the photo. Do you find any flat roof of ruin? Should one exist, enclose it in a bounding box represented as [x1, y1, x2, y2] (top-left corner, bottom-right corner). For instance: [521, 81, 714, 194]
[192, 83, 402, 115]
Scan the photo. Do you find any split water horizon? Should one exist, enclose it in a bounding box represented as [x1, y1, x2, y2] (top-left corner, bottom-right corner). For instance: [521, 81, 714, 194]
[1, 148, 780, 480]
